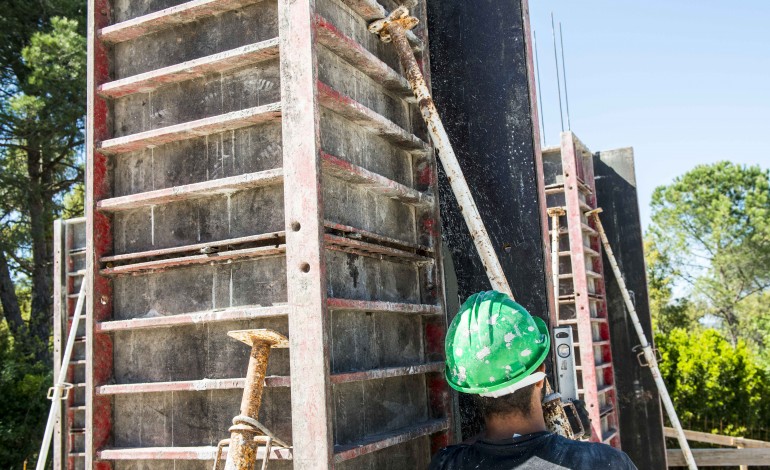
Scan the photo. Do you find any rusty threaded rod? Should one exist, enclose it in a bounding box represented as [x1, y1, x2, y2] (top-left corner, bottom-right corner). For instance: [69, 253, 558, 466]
[222, 329, 288, 470]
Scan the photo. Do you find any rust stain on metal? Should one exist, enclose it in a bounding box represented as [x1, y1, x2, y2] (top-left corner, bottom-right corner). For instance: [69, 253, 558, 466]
[213, 329, 288, 470]
[542, 378, 575, 440]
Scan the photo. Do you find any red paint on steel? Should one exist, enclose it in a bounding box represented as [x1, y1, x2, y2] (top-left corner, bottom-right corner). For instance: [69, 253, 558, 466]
[97, 168, 284, 211]
[317, 81, 429, 152]
[315, 15, 412, 97]
[279, 0, 334, 466]
[323, 221, 432, 253]
[98, 446, 293, 461]
[522, 0, 556, 328]
[96, 305, 289, 332]
[98, 39, 280, 98]
[417, 162, 435, 187]
[560, 132, 602, 441]
[98, 0, 263, 44]
[98, 104, 282, 155]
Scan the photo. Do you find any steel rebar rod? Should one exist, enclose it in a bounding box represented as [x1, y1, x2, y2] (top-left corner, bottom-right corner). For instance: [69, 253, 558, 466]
[369, 7, 513, 298]
[588, 208, 697, 470]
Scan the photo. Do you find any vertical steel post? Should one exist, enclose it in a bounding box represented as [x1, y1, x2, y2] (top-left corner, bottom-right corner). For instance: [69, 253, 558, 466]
[547, 208, 565, 322]
[279, 0, 334, 466]
[86, 0, 114, 468]
[589, 209, 697, 470]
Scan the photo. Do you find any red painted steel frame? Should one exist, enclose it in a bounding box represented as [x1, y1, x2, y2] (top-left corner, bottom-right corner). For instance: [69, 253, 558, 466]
[416, 0, 455, 452]
[86, 0, 114, 468]
[560, 133, 602, 441]
[521, 0, 556, 328]
[279, 0, 334, 467]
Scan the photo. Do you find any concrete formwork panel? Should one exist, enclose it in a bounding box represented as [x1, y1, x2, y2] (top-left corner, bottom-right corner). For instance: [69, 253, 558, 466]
[594, 148, 667, 469]
[85, 0, 451, 468]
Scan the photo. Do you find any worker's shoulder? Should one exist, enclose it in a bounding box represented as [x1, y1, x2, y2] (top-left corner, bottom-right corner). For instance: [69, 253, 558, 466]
[549, 434, 638, 469]
[427, 444, 472, 470]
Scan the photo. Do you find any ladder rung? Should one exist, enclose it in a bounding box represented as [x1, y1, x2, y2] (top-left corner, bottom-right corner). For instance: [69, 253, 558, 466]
[581, 223, 598, 236]
[572, 339, 611, 348]
[98, 0, 265, 44]
[98, 103, 281, 155]
[577, 384, 614, 396]
[315, 16, 413, 101]
[68, 452, 86, 458]
[321, 152, 432, 207]
[600, 405, 615, 417]
[602, 428, 619, 443]
[317, 82, 429, 154]
[68, 248, 86, 255]
[544, 181, 593, 195]
[557, 293, 605, 304]
[558, 317, 608, 326]
[67, 270, 86, 277]
[576, 362, 613, 371]
[559, 245, 600, 258]
[557, 270, 602, 280]
[97, 168, 283, 212]
[98, 39, 280, 98]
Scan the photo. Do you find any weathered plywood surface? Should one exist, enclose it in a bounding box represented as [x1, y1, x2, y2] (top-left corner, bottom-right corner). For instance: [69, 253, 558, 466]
[594, 148, 666, 469]
[426, 0, 548, 439]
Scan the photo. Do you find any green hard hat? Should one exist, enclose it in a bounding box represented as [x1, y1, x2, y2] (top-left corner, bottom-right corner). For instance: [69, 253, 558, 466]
[445, 291, 550, 395]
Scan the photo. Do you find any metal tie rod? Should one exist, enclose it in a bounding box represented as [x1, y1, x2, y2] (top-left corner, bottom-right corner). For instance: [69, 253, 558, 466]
[36, 280, 87, 470]
[369, 6, 512, 298]
[587, 208, 697, 470]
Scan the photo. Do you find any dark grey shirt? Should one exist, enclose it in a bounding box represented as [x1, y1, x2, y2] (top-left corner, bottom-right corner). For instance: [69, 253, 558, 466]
[428, 431, 638, 470]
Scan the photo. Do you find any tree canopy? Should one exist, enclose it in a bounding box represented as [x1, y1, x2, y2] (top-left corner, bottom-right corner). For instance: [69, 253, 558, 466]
[648, 161, 770, 346]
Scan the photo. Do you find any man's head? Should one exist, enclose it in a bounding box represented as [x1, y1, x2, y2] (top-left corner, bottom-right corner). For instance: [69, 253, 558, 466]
[444, 291, 550, 419]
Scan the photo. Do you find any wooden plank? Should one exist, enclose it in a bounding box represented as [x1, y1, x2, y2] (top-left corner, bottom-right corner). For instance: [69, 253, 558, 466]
[97, 168, 283, 211]
[96, 304, 289, 332]
[100, 245, 285, 276]
[314, 16, 412, 99]
[334, 418, 449, 463]
[317, 82, 429, 153]
[98, 446, 292, 460]
[663, 427, 770, 448]
[279, 0, 334, 466]
[667, 448, 770, 467]
[326, 298, 440, 315]
[98, 103, 281, 155]
[99, 0, 264, 44]
[330, 362, 444, 384]
[321, 152, 432, 207]
[98, 39, 280, 98]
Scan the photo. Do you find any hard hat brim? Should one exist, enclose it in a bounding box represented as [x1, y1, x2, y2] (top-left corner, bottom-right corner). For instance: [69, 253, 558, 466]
[445, 316, 551, 395]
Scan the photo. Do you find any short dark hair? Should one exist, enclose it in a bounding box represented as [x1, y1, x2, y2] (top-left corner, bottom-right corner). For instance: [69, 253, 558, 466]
[474, 383, 537, 418]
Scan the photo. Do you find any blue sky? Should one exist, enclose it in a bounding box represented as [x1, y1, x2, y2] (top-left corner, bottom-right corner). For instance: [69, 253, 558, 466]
[529, 0, 770, 230]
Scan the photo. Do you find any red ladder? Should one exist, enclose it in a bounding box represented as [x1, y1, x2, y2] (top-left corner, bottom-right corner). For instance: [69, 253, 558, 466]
[543, 132, 621, 447]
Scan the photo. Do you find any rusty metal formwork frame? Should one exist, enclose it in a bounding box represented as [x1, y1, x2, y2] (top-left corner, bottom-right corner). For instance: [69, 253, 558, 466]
[85, 0, 452, 469]
[53, 218, 88, 469]
[542, 131, 621, 447]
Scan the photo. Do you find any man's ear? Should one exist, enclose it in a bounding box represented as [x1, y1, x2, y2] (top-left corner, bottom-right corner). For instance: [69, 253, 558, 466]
[536, 363, 546, 387]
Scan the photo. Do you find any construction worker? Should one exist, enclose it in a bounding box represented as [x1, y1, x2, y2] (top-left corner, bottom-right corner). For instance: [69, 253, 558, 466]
[430, 291, 637, 470]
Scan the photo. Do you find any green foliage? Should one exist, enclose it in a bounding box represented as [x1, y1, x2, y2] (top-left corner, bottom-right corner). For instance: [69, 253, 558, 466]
[645, 238, 698, 335]
[0, 327, 50, 467]
[657, 328, 770, 437]
[648, 162, 770, 345]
